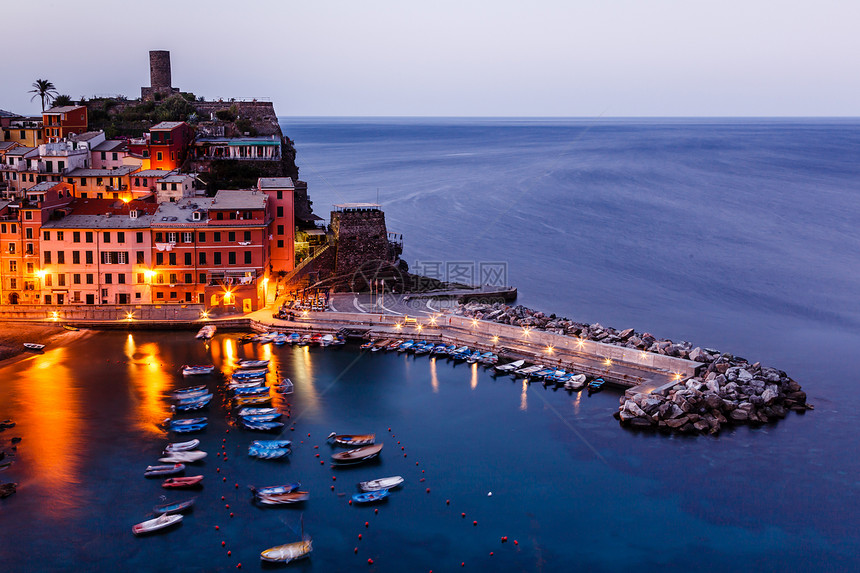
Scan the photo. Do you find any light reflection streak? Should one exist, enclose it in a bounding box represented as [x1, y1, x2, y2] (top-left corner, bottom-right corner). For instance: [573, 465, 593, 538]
[520, 379, 528, 411]
[470, 362, 478, 390]
[573, 388, 582, 415]
[292, 345, 319, 414]
[128, 342, 171, 437]
[430, 358, 439, 393]
[18, 347, 84, 515]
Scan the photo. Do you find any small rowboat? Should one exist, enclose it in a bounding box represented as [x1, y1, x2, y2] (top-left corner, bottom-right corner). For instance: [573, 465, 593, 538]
[252, 440, 292, 450]
[145, 463, 185, 477]
[352, 489, 390, 504]
[172, 385, 206, 397]
[174, 393, 213, 406]
[132, 513, 182, 535]
[174, 397, 212, 412]
[277, 378, 294, 394]
[232, 368, 268, 379]
[261, 539, 312, 563]
[564, 374, 587, 391]
[360, 340, 375, 350]
[237, 407, 278, 417]
[228, 379, 265, 390]
[233, 386, 270, 397]
[195, 325, 216, 340]
[255, 491, 310, 505]
[171, 422, 207, 433]
[250, 482, 301, 496]
[327, 432, 375, 447]
[358, 475, 404, 492]
[23, 343, 45, 351]
[171, 389, 209, 401]
[0, 482, 17, 498]
[242, 420, 284, 431]
[159, 450, 207, 464]
[240, 413, 281, 423]
[588, 378, 606, 392]
[234, 395, 271, 406]
[238, 359, 269, 369]
[153, 497, 197, 515]
[331, 443, 383, 465]
[62, 324, 79, 331]
[494, 359, 525, 373]
[248, 445, 290, 459]
[371, 340, 390, 352]
[181, 365, 215, 376]
[162, 475, 203, 489]
[166, 417, 207, 427]
[165, 439, 200, 452]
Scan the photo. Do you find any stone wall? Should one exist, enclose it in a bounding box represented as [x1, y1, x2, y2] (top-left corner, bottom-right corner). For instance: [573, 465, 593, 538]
[192, 102, 281, 136]
[331, 209, 393, 276]
[0, 304, 205, 322]
[149, 51, 173, 89]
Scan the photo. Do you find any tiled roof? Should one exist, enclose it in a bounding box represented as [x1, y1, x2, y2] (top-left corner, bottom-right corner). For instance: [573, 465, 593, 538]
[150, 121, 186, 130]
[258, 177, 294, 189]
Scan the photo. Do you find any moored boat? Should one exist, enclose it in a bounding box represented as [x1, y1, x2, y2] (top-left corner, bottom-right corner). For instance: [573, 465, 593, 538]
[564, 374, 588, 391]
[250, 482, 301, 496]
[238, 359, 270, 369]
[360, 339, 376, 350]
[132, 513, 183, 535]
[276, 378, 294, 394]
[173, 394, 213, 411]
[320, 334, 334, 346]
[494, 359, 525, 373]
[228, 379, 265, 389]
[331, 443, 383, 465]
[241, 420, 284, 431]
[0, 482, 18, 498]
[240, 413, 281, 423]
[234, 395, 272, 407]
[248, 445, 290, 459]
[158, 450, 208, 463]
[232, 368, 268, 379]
[255, 491, 310, 505]
[327, 432, 375, 447]
[260, 539, 313, 563]
[153, 497, 197, 514]
[195, 325, 216, 340]
[62, 324, 79, 331]
[23, 343, 45, 351]
[232, 385, 270, 396]
[171, 384, 207, 397]
[181, 365, 215, 376]
[237, 407, 278, 417]
[171, 422, 208, 433]
[385, 339, 404, 352]
[144, 463, 185, 477]
[351, 489, 390, 504]
[164, 439, 200, 452]
[252, 440, 292, 449]
[357, 475, 404, 492]
[588, 377, 606, 392]
[162, 475, 203, 489]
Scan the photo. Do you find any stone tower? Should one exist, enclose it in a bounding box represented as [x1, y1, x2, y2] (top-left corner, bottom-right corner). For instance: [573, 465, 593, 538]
[141, 50, 180, 100]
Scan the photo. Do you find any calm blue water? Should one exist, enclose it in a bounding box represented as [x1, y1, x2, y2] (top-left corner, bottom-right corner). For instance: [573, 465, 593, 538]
[1, 118, 858, 571]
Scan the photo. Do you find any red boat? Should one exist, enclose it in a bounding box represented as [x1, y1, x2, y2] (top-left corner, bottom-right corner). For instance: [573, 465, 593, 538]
[162, 475, 203, 489]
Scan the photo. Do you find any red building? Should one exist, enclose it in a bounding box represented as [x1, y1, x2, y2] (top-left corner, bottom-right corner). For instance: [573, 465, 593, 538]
[42, 106, 88, 143]
[148, 121, 192, 170]
[257, 177, 295, 272]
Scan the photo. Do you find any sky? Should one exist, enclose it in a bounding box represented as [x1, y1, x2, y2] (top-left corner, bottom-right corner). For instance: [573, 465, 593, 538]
[2, 0, 858, 117]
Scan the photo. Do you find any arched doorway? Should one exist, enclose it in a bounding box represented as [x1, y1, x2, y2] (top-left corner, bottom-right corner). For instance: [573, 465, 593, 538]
[9, 293, 19, 305]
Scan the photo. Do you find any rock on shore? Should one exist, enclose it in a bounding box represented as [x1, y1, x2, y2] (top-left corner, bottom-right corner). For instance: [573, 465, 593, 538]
[454, 302, 810, 435]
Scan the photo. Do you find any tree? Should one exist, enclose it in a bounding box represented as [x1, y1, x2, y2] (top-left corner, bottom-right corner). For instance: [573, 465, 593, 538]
[52, 94, 74, 107]
[29, 79, 59, 112]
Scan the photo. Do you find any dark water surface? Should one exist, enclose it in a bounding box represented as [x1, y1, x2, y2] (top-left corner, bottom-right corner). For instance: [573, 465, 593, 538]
[2, 118, 859, 571]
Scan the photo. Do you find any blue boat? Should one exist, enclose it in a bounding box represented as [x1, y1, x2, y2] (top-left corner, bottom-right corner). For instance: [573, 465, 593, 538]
[173, 394, 213, 411]
[451, 347, 471, 361]
[233, 385, 270, 395]
[529, 368, 555, 381]
[288, 333, 301, 344]
[153, 497, 197, 514]
[351, 489, 390, 504]
[172, 384, 207, 397]
[240, 413, 282, 423]
[232, 368, 268, 380]
[171, 422, 208, 433]
[241, 420, 285, 431]
[397, 340, 414, 353]
[430, 344, 448, 355]
[237, 407, 278, 417]
[588, 378, 606, 392]
[250, 482, 301, 496]
[252, 439, 292, 449]
[248, 445, 291, 459]
[466, 350, 483, 363]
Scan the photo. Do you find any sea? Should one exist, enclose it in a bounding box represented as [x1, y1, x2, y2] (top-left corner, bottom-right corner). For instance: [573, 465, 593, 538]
[0, 118, 858, 571]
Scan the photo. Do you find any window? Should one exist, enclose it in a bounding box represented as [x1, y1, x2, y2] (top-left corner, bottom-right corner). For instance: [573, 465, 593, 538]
[103, 232, 110, 243]
[169, 273, 177, 284]
[199, 252, 206, 265]
[9, 278, 16, 289]
[216, 212, 223, 220]
[168, 252, 176, 265]
[57, 251, 65, 264]
[277, 206, 283, 217]
[136, 251, 144, 264]
[80, 178, 87, 187]
[44, 251, 51, 264]
[137, 273, 144, 284]
[85, 232, 93, 243]
[86, 274, 93, 284]
[167, 232, 177, 243]
[182, 232, 192, 243]
[277, 240, 284, 248]
[156, 291, 163, 299]
[135, 292, 141, 299]
[214, 232, 221, 242]
[170, 291, 177, 299]
[58, 274, 65, 286]
[185, 292, 192, 302]
[25, 228, 32, 239]
[25, 211, 33, 220]
[26, 262, 33, 274]
[277, 190, 283, 199]
[156, 252, 163, 265]
[229, 212, 237, 220]
[9, 261, 16, 272]
[171, 183, 177, 191]
[136, 232, 143, 243]
[45, 275, 52, 287]
[58, 161, 64, 172]
[96, 178, 103, 186]
[199, 273, 206, 284]
[134, 178, 140, 186]
[156, 151, 163, 161]
[100, 252, 128, 264]
[228, 232, 236, 242]
[73, 274, 81, 284]
[155, 232, 163, 243]
[184, 252, 192, 265]
[198, 232, 205, 242]
[25, 242, 33, 255]
[156, 274, 164, 284]
[214, 252, 221, 265]
[105, 273, 112, 284]
[184, 273, 192, 284]
[73, 231, 80, 243]
[228, 252, 236, 265]
[100, 152, 106, 160]
[112, 153, 118, 161]
[86, 251, 93, 264]
[7, 243, 14, 254]
[9, 224, 15, 233]
[117, 232, 125, 244]
[43, 231, 50, 241]
[72, 251, 80, 264]
[243, 231, 252, 242]
[244, 251, 251, 264]
[277, 225, 284, 235]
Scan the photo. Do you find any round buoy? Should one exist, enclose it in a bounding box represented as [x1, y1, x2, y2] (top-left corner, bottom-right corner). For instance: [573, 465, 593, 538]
[225, 504, 230, 509]
[473, 521, 477, 526]
[426, 488, 430, 493]
[223, 477, 227, 482]
[397, 441, 400, 444]
[320, 460, 325, 465]
[422, 470, 425, 473]
[461, 513, 466, 518]
[315, 453, 320, 457]
[368, 559, 373, 565]
[230, 512, 234, 517]
[501, 536, 507, 543]
[221, 496, 225, 501]
[223, 438, 226, 442]
[226, 429, 229, 433]
[461, 562, 465, 567]
[374, 508, 378, 514]
[365, 521, 369, 528]
[235, 483, 239, 488]
[404, 454, 407, 458]
[355, 547, 358, 554]
[290, 427, 295, 431]
[331, 485, 335, 490]
[514, 540, 518, 545]
[388, 428, 391, 432]
[308, 433, 311, 437]
[223, 456, 228, 461]
[488, 492, 492, 497]
[314, 445, 319, 449]
[215, 525, 219, 530]
[216, 466, 221, 471]
[227, 551, 231, 556]
[349, 500, 352, 505]
[237, 564, 242, 569]
[332, 476, 337, 481]
[222, 541, 226, 547]
[446, 500, 450, 505]
[420, 478, 425, 482]
[401, 447, 404, 451]
[358, 534, 362, 540]
[490, 552, 494, 556]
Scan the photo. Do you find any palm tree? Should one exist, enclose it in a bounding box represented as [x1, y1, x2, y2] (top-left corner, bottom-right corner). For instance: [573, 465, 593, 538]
[52, 94, 74, 107]
[29, 79, 58, 112]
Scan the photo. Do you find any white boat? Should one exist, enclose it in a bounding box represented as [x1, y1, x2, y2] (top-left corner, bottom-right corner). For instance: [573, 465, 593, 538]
[195, 325, 216, 340]
[132, 513, 183, 535]
[319, 334, 334, 347]
[494, 359, 525, 372]
[238, 359, 270, 369]
[181, 365, 215, 376]
[358, 475, 404, 492]
[159, 450, 208, 463]
[564, 374, 588, 391]
[514, 365, 544, 378]
[165, 439, 200, 452]
[260, 539, 312, 563]
[23, 343, 45, 351]
[276, 378, 294, 394]
[237, 407, 278, 417]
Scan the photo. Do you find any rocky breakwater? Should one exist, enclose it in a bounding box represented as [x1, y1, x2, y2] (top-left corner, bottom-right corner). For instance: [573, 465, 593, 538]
[454, 302, 811, 435]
